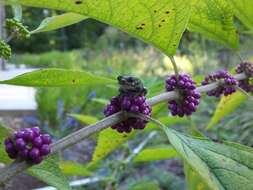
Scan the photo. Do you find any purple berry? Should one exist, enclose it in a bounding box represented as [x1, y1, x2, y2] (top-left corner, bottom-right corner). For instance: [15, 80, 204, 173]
[15, 138, 26, 150]
[165, 74, 200, 117]
[41, 134, 52, 144]
[33, 136, 43, 147]
[40, 144, 51, 156]
[104, 94, 151, 133]
[24, 129, 35, 141]
[202, 70, 237, 97]
[19, 149, 29, 159]
[236, 62, 253, 93]
[31, 127, 41, 137]
[29, 147, 40, 160]
[32, 156, 43, 164]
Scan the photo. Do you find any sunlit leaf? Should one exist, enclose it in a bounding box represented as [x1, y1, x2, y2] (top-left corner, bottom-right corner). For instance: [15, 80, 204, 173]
[69, 114, 98, 125]
[59, 161, 91, 176]
[206, 91, 246, 129]
[31, 13, 88, 34]
[134, 146, 179, 162]
[229, 0, 253, 32]
[163, 128, 253, 190]
[188, 0, 239, 48]
[9, 0, 193, 56]
[0, 68, 117, 87]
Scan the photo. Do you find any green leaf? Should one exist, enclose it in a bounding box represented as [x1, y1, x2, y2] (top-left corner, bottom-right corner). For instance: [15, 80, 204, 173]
[29, 156, 71, 190]
[11, 0, 193, 56]
[30, 13, 88, 34]
[129, 180, 160, 190]
[69, 114, 98, 125]
[92, 128, 135, 162]
[59, 161, 91, 176]
[229, 0, 253, 32]
[188, 0, 239, 48]
[163, 128, 253, 190]
[92, 98, 109, 105]
[133, 146, 179, 162]
[184, 162, 211, 190]
[0, 68, 117, 87]
[0, 125, 12, 164]
[206, 91, 246, 129]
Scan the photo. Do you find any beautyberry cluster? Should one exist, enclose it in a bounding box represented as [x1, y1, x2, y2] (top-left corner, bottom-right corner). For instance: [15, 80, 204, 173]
[236, 62, 253, 93]
[104, 76, 151, 133]
[201, 70, 237, 97]
[4, 127, 51, 164]
[165, 74, 200, 117]
[5, 18, 30, 38]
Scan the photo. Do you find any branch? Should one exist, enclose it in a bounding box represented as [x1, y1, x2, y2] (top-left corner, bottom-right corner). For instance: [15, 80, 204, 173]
[0, 72, 247, 184]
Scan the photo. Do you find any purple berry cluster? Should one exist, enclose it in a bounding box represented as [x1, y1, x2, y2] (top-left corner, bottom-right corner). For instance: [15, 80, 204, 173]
[236, 62, 253, 93]
[165, 74, 200, 117]
[4, 127, 51, 164]
[201, 70, 237, 97]
[104, 95, 152, 133]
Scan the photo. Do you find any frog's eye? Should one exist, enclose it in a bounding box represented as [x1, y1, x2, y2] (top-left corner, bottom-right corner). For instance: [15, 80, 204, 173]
[117, 75, 123, 81]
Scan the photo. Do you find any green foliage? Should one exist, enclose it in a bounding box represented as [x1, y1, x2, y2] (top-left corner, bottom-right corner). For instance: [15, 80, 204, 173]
[163, 128, 253, 190]
[128, 180, 160, 190]
[133, 146, 179, 162]
[0, 39, 12, 59]
[29, 156, 71, 190]
[10, 0, 193, 56]
[0, 68, 117, 87]
[92, 128, 135, 162]
[5, 18, 30, 38]
[31, 13, 88, 34]
[206, 91, 246, 129]
[0, 125, 12, 164]
[188, 0, 238, 48]
[229, 0, 253, 32]
[59, 161, 91, 176]
[69, 114, 98, 125]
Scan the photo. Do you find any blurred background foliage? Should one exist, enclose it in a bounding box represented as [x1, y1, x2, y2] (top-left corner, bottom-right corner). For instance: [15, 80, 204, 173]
[2, 6, 253, 190]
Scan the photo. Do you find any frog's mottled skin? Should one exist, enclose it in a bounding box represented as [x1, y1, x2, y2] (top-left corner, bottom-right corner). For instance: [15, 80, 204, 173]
[117, 75, 147, 96]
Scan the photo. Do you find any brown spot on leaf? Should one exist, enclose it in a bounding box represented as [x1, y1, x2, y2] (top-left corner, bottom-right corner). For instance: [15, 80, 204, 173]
[158, 24, 162, 27]
[141, 23, 145, 26]
[136, 26, 144, 30]
[72, 79, 76, 83]
[75, 0, 82, 5]
[154, 10, 157, 13]
[165, 11, 170, 14]
[161, 19, 165, 22]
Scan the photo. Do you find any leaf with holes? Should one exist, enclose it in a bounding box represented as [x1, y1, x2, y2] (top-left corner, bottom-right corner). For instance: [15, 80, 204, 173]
[133, 146, 179, 162]
[188, 0, 238, 48]
[8, 0, 193, 56]
[163, 128, 253, 190]
[206, 91, 246, 129]
[228, 0, 253, 32]
[0, 69, 117, 87]
[31, 13, 88, 34]
[28, 156, 71, 190]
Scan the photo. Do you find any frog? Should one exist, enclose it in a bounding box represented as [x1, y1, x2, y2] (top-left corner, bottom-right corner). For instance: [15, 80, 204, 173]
[117, 75, 147, 96]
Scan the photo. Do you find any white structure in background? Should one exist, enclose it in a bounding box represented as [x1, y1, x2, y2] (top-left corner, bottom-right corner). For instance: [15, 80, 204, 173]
[0, 68, 37, 111]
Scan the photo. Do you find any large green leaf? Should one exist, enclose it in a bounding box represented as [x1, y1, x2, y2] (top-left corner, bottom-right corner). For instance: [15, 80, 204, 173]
[59, 161, 91, 176]
[229, 0, 253, 32]
[10, 0, 193, 56]
[163, 128, 253, 190]
[133, 146, 179, 162]
[31, 13, 88, 34]
[92, 128, 135, 162]
[188, 0, 238, 48]
[29, 156, 71, 190]
[206, 91, 246, 129]
[0, 68, 117, 87]
[0, 125, 12, 164]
